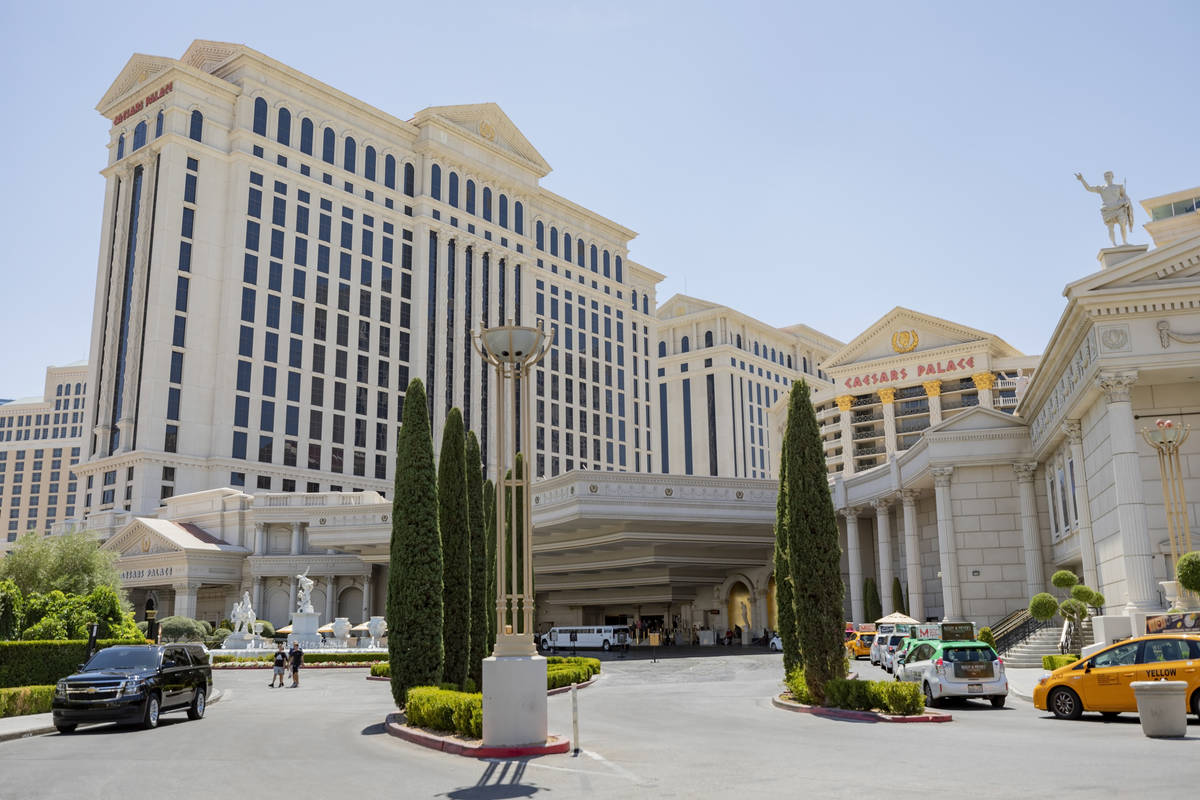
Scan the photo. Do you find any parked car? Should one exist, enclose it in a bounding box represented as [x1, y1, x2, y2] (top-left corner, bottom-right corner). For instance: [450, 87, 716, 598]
[769, 634, 782, 652]
[879, 634, 907, 673]
[845, 632, 875, 660]
[1033, 634, 1200, 720]
[52, 644, 212, 733]
[539, 625, 630, 651]
[892, 637, 929, 678]
[897, 639, 1007, 708]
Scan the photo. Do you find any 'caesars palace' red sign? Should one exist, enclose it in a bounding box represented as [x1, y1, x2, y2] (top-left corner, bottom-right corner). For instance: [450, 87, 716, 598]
[112, 82, 173, 126]
[842, 356, 976, 389]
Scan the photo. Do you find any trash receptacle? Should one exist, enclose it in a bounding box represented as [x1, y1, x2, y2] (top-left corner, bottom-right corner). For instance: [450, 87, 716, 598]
[1130, 680, 1189, 738]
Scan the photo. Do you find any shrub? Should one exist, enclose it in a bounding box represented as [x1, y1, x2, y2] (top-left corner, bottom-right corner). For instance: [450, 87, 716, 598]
[977, 627, 996, 650]
[1178, 551, 1200, 594]
[1051, 570, 1079, 590]
[197, 620, 214, 636]
[404, 686, 482, 738]
[1070, 584, 1096, 604]
[205, 629, 231, 649]
[1043, 654, 1080, 670]
[0, 686, 54, 718]
[875, 682, 923, 716]
[825, 678, 875, 711]
[1090, 592, 1105, 610]
[0, 579, 25, 640]
[158, 616, 207, 641]
[545, 656, 601, 678]
[823, 678, 923, 715]
[256, 620, 276, 638]
[784, 668, 815, 705]
[0, 639, 146, 688]
[371, 663, 390, 677]
[1029, 593, 1059, 621]
[547, 665, 593, 690]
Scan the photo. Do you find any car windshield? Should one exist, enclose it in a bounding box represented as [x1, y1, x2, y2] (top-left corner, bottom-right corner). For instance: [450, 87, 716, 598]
[83, 647, 160, 671]
[861, 634, 875, 644]
[888, 635, 905, 645]
[942, 646, 995, 663]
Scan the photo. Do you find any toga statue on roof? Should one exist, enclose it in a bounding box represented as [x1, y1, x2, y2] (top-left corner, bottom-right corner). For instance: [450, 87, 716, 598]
[1076, 171, 1134, 246]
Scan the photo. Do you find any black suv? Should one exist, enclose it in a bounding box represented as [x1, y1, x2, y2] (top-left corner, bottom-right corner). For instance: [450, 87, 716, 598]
[52, 644, 212, 733]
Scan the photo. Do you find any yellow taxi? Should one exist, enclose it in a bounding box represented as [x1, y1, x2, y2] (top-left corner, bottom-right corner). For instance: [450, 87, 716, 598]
[845, 631, 875, 660]
[1032, 634, 1200, 720]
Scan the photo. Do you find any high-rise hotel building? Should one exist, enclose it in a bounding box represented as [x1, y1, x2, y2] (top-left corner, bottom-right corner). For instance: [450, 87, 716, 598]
[79, 40, 661, 517]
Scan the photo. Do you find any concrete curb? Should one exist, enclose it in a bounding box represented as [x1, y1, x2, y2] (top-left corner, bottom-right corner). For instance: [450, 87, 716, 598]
[365, 675, 599, 695]
[0, 687, 224, 743]
[771, 694, 952, 723]
[384, 712, 570, 758]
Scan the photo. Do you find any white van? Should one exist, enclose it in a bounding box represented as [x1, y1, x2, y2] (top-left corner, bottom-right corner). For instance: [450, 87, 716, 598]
[540, 625, 630, 651]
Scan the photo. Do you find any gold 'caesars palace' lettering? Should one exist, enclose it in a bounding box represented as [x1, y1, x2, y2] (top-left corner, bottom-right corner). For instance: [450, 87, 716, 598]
[112, 82, 174, 126]
[843, 356, 976, 389]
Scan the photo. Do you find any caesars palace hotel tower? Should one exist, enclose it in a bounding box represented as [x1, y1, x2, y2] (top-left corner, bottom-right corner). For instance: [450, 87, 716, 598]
[79, 40, 662, 517]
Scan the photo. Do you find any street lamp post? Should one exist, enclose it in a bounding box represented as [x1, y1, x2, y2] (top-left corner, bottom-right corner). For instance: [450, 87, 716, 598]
[1141, 419, 1195, 609]
[473, 319, 554, 746]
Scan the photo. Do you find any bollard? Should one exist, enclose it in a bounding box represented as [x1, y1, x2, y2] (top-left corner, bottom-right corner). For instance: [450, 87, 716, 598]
[571, 683, 580, 755]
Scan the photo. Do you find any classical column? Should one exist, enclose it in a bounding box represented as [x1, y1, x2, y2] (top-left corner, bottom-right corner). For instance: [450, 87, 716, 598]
[836, 395, 855, 476]
[840, 508, 864, 621]
[254, 522, 266, 556]
[1013, 462, 1046, 599]
[288, 577, 297, 620]
[362, 575, 372, 623]
[1063, 420, 1099, 588]
[290, 521, 303, 555]
[1096, 371, 1158, 610]
[324, 576, 336, 622]
[901, 489, 923, 621]
[923, 381, 943, 426]
[932, 467, 962, 620]
[972, 372, 995, 410]
[878, 388, 897, 455]
[172, 582, 199, 619]
[874, 498, 895, 612]
[253, 575, 264, 615]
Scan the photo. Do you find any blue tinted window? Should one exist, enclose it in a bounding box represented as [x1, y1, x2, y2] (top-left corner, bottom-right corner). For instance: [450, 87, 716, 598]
[181, 208, 194, 239]
[536, 221, 544, 250]
[172, 315, 186, 347]
[155, 110, 164, 138]
[239, 326, 254, 356]
[237, 360, 251, 391]
[189, 110, 203, 141]
[322, 128, 335, 164]
[364, 146, 376, 181]
[384, 155, 396, 189]
[132, 121, 146, 151]
[499, 195, 508, 228]
[184, 173, 197, 203]
[300, 118, 313, 154]
[448, 172, 459, 207]
[590, 245, 598, 273]
[343, 137, 356, 173]
[253, 97, 268, 136]
[563, 232, 571, 259]
[603, 250, 610, 277]
[658, 341, 667, 357]
[483, 187, 492, 221]
[175, 276, 189, 312]
[465, 180, 476, 214]
[116, 135, 125, 160]
[577, 239, 585, 267]
[403, 163, 415, 196]
[430, 164, 441, 201]
[616, 256, 624, 283]
[550, 227, 558, 256]
[232, 431, 247, 460]
[276, 106, 291, 145]
[241, 288, 256, 322]
[234, 396, 249, 427]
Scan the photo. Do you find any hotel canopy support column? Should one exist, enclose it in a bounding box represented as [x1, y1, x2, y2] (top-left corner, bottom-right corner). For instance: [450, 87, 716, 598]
[841, 508, 864, 622]
[932, 466, 962, 621]
[901, 489, 923, 621]
[874, 497, 895, 614]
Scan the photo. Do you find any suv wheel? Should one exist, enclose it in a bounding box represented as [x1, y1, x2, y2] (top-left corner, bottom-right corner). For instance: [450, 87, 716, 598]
[990, 695, 1005, 709]
[1049, 687, 1082, 720]
[187, 687, 206, 720]
[55, 724, 77, 734]
[923, 683, 938, 709]
[142, 693, 161, 729]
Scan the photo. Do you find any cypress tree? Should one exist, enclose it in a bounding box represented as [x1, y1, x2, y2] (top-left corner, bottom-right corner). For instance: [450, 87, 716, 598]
[387, 379, 443, 707]
[772, 434, 801, 675]
[438, 408, 471, 689]
[891, 576, 906, 615]
[484, 479, 496, 646]
[783, 380, 846, 705]
[465, 431, 488, 687]
[864, 577, 882, 622]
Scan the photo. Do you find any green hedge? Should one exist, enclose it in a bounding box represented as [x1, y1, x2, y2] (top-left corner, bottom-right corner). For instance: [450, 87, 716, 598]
[547, 665, 593, 690]
[823, 678, 924, 716]
[212, 651, 384, 665]
[545, 656, 601, 678]
[1043, 654, 1080, 670]
[405, 686, 483, 738]
[371, 663, 390, 677]
[785, 668, 816, 705]
[0, 639, 148, 689]
[0, 686, 54, 718]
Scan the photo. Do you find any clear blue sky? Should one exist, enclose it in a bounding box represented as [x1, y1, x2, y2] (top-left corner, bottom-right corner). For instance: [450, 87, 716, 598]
[2, 1, 1197, 396]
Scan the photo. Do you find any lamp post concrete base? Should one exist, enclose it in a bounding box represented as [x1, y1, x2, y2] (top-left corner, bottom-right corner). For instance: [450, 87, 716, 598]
[482, 655, 548, 747]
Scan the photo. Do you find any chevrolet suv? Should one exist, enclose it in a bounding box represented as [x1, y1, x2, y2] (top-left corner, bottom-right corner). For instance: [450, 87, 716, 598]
[52, 644, 212, 733]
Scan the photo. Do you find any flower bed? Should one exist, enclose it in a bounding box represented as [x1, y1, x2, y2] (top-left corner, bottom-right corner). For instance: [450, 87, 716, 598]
[779, 668, 944, 721]
[213, 660, 385, 669]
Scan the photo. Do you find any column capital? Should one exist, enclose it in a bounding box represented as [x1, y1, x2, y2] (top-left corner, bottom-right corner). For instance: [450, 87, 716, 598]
[972, 372, 996, 391]
[1063, 419, 1083, 444]
[290, 521, 304, 532]
[931, 466, 954, 487]
[900, 488, 920, 506]
[1012, 462, 1038, 483]
[835, 395, 854, 412]
[922, 380, 942, 398]
[1095, 370, 1138, 404]
[877, 388, 896, 405]
[838, 506, 862, 520]
[872, 497, 893, 512]
[171, 580, 201, 592]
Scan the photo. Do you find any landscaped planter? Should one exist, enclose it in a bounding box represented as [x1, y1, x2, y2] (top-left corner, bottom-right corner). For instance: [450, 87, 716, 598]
[1131, 681, 1188, 738]
[772, 693, 952, 723]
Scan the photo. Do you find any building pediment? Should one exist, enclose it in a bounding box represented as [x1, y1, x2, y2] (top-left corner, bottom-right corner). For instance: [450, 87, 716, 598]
[96, 54, 180, 114]
[103, 518, 245, 558]
[656, 294, 722, 320]
[926, 406, 1028, 435]
[822, 307, 1021, 370]
[1067, 233, 1200, 296]
[412, 103, 551, 176]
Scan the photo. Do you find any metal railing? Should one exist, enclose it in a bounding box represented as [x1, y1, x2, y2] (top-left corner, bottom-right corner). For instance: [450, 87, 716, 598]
[992, 608, 1051, 654]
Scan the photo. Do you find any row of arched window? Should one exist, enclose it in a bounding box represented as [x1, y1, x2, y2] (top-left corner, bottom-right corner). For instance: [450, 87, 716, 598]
[656, 331, 798, 370]
[630, 290, 650, 315]
[115, 109, 204, 161]
[251, 97, 415, 196]
[533, 221, 624, 282]
[428, 164, 524, 234]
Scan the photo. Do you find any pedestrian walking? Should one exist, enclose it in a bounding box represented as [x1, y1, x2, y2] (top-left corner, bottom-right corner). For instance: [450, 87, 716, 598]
[269, 642, 287, 687]
[289, 642, 304, 687]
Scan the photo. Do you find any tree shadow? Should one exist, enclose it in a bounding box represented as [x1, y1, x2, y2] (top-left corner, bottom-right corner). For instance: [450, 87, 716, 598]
[360, 722, 387, 736]
[443, 760, 543, 799]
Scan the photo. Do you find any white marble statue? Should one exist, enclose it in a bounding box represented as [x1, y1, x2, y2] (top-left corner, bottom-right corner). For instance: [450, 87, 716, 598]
[296, 568, 315, 614]
[366, 616, 386, 648]
[740, 600, 750, 629]
[230, 591, 256, 634]
[1076, 171, 1134, 246]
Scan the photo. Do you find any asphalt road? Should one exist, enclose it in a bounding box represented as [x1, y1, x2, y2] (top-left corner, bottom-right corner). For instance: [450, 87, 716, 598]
[1, 653, 1196, 799]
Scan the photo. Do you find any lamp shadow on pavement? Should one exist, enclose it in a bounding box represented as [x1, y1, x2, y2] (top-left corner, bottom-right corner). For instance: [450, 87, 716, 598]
[444, 760, 541, 799]
[359, 722, 387, 736]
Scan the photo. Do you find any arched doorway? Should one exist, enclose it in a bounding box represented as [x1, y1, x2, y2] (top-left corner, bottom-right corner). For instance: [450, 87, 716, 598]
[727, 580, 752, 632]
[338, 587, 363, 621]
[266, 588, 289, 627]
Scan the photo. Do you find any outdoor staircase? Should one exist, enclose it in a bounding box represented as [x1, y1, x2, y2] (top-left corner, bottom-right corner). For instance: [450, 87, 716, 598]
[1000, 618, 1095, 669]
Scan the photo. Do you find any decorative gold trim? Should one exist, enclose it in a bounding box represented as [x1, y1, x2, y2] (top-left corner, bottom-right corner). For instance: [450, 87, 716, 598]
[891, 330, 919, 353]
[922, 380, 942, 398]
[971, 372, 996, 391]
[835, 395, 854, 412]
[877, 387, 896, 404]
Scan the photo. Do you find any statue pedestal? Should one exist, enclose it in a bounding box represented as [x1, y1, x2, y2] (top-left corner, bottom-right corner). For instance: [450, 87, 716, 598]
[289, 612, 323, 648]
[482, 655, 548, 747]
[1097, 244, 1148, 270]
[221, 632, 256, 650]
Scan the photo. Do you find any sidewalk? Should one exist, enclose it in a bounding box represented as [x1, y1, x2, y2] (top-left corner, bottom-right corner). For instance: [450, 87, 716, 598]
[1005, 668, 1044, 702]
[0, 688, 223, 743]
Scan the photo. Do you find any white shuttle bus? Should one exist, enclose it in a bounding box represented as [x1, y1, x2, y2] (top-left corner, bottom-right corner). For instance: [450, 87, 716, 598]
[539, 625, 630, 651]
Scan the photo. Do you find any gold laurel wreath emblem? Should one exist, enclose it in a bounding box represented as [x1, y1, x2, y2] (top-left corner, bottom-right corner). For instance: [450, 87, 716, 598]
[891, 330, 919, 353]
[479, 120, 496, 141]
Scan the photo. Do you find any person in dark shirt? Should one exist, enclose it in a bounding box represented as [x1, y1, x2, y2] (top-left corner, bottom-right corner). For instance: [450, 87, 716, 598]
[289, 642, 304, 687]
[269, 643, 287, 688]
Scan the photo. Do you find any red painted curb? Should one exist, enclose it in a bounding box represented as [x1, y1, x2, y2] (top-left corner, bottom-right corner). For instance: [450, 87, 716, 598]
[384, 713, 570, 757]
[771, 695, 952, 723]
